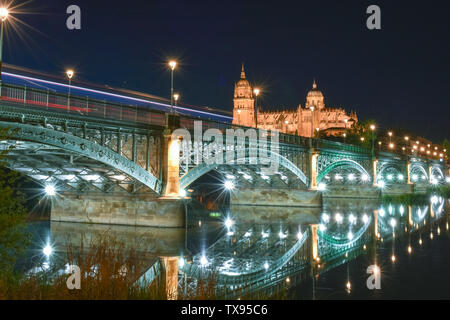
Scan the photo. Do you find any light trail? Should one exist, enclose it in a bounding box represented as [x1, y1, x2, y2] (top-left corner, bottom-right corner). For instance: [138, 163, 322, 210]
[3, 72, 233, 121]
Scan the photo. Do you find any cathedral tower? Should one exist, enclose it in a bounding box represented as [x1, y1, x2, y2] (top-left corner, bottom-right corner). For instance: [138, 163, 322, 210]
[233, 64, 255, 127]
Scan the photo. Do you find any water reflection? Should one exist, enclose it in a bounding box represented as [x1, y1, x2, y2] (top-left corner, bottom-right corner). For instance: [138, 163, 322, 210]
[20, 196, 449, 299]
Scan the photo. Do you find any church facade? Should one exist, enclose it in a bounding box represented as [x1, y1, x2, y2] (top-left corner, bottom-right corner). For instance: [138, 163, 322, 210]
[232, 65, 358, 138]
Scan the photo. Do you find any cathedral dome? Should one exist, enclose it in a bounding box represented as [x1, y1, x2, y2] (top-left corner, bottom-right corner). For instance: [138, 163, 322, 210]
[306, 80, 324, 99]
[306, 80, 325, 109]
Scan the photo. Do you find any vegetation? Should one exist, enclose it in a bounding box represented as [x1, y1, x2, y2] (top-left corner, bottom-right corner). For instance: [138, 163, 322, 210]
[382, 185, 450, 205]
[0, 128, 31, 276]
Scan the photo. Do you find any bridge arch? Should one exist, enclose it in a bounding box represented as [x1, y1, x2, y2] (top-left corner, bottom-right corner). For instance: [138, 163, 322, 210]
[377, 163, 405, 183]
[180, 147, 309, 189]
[431, 166, 444, 179]
[0, 121, 163, 194]
[410, 163, 428, 183]
[317, 159, 371, 184]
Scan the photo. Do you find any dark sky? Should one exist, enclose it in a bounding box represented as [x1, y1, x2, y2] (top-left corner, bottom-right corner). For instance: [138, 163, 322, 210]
[4, 0, 450, 142]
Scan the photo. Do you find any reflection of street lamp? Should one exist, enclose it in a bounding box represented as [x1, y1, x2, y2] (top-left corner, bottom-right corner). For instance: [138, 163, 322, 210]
[169, 60, 177, 113]
[66, 69, 74, 111]
[254, 88, 260, 128]
[0, 7, 9, 86]
[370, 124, 376, 157]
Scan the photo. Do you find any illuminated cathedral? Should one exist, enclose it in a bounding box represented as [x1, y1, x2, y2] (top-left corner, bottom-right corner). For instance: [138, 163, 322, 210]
[232, 65, 358, 137]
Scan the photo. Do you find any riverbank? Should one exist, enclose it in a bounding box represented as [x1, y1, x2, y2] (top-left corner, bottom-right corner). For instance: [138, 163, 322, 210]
[382, 186, 450, 205]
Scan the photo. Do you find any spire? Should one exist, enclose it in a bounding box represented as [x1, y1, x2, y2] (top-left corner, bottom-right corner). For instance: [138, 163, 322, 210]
[312, 79, 317, 89]
[241, 63, 246, 79]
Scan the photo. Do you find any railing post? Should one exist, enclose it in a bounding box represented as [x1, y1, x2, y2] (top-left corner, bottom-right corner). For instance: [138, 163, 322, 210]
[23, 85, 27, 105]
[86, 96, 89, 115]
[117, 128, 122, 155]
[146, 132, 150, 171]
[132, 131, 137, 163]
[103, 100, 106, 118]
[100, 127, 105, 146]
[46, 89, 49, 109]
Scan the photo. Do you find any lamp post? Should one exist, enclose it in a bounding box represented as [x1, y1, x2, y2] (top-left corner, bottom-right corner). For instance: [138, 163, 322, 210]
[309, 106, 315, 149]
[66, 69, 74, 111]
[169, 60, 177, 114]
[253, 88, 260, 128]
[0, 7, 9, 93]
[370, 124, 376, 158]
[237, 109, 241, 126]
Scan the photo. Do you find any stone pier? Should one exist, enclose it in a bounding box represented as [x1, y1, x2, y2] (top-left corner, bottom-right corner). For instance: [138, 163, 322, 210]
[51, 192, 185, 228]
[323, 185, 380, 199]
[230, 188, 322, 208]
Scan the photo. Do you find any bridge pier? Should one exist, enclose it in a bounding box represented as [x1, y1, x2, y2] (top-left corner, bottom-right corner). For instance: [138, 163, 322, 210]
[50, 192, 185, 227]
[309, 224, 319, 265]
[309, 152, 319, 190]
[407, 161, 413, 185]
[161, 130, 182, 198]
[230, 188, 322, 207]
[372, 159, 378, 187]
[160, 256, 180, 300]
[428, 164, 435, 184]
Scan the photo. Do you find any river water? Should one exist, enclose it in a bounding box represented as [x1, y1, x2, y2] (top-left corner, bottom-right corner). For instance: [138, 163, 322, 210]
[19, 196, 450, 300]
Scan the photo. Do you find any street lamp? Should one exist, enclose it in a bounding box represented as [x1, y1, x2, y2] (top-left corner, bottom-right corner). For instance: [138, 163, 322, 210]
[388, 131, 393, 145]
[253, 88, 260, 128]
[0, 7, 9, 88]
[370, 124, 376, 157]
[66, 69, 74, 111]
[169, 60, 177, 113]
[237, 109, 241, 126]
[173, 93, 179, 109]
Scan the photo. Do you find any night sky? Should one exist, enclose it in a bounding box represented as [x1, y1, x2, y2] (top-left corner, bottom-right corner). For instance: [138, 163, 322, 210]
[4, 0, 450, 141]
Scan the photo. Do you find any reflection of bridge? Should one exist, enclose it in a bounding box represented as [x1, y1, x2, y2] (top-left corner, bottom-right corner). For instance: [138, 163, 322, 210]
[177, 197, 447, 298]
[0, 79, 448, 226]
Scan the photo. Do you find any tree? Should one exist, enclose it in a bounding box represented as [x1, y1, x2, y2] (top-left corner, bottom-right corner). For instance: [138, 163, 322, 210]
[346, 119, 377, 150]
[0, 128, 30, 274]
[443, 139, 450, 158]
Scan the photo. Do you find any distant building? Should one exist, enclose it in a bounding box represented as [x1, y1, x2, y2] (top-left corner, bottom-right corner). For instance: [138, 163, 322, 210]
[232, 65, 358, 137]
